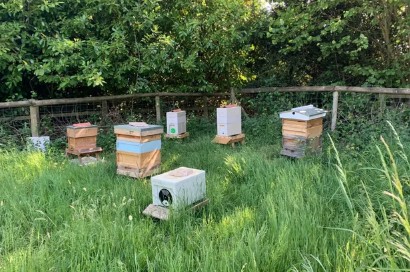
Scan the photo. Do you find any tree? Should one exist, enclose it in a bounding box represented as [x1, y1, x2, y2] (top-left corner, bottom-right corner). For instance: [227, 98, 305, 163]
[0, 0, 257, 100]
[263, 0, 409, 87]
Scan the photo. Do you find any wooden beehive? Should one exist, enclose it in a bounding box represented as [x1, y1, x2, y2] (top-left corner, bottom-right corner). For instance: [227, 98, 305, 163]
[279, 105, 326, 158]
[66, 124, 98, 152]
[114, 123, 163, 178]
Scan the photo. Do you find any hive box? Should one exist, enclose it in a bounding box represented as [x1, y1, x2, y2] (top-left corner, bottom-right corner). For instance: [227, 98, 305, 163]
[116, 139, 161, 154]
[116, 150, 161, 169]
[281, 135, 322, 158]
[217, 106, 241, 136]
[217, 106, 241, 123]
[217, 123, 242, 136]
[66, 125, 98, 151]
[114, 124, 163, 137]
[166, 111, 186, 135]
[281, 118, 323, 138]
[151, 167, 206, 209]
[28, 136, 50, 152]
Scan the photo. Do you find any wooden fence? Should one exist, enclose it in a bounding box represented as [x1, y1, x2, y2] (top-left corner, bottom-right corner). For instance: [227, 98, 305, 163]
[0, 86, 409, 137]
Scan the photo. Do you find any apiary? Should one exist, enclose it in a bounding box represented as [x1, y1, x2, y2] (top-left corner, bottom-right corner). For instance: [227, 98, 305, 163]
[279, 105, 326, 158]
[165, 110, 188, 138]
[114, 122, 163, 178]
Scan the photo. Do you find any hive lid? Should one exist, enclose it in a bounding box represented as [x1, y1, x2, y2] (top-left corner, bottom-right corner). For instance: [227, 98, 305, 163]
[279, 105, 326, 121]
[169, 167, 194, 177]
[114, 124, 163, 132]
[129, 122, 149, 127]
[152, 167, 205, 183]
[67, 122, 97, 129]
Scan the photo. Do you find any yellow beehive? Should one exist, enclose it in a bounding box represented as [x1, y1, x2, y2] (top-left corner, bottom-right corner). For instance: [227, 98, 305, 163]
[66, 124, 98, 152]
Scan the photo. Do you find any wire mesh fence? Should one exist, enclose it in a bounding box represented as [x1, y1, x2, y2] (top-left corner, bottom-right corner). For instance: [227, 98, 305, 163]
[0, 89, 409, 149]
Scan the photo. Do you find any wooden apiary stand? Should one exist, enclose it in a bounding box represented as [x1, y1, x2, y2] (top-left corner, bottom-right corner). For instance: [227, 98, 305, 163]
[143, 199, 209, 221]
[66, 123, 103, 163]
[212, 133, 245, 148]
[143, 167, 208, 220]
[165, 109, 189, 139]
[279, 105, 326, 158]
[114, 123, 163, 178]
[213, 105, 245, 147]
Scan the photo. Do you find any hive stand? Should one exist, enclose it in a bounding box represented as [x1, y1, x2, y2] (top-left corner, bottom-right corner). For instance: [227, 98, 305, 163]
[66, 147, 103, 164]
[142, 198, 209, 221]
[165, 132, 190, 139]
[117, 165, 161, 179]
[212, 133, 245, 148]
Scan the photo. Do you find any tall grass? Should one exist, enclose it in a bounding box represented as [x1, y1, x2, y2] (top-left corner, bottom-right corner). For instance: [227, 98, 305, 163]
[0, 119, 409, 271]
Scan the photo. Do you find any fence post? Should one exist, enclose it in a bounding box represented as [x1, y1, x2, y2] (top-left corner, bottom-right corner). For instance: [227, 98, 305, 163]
[331, 91, 339, 131]
[202, 96, 209, 118]
[230, 88, 237, 104]
[29, 100, 40, 137]
[379, 94, 386, 117]
[155, 95, 161, 124]
[101, 100, 108, 116]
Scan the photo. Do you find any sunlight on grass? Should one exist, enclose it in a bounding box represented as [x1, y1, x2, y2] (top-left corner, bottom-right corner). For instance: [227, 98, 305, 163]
[218, 207, 254, 235]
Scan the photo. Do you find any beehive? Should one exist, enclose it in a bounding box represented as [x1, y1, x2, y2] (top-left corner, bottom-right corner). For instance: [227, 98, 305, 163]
[66, 123, 98, 152]
[166, 110, 187, 135]
[151, 167, 206, 209]
[279, 105, 326, 158]
[114, 123, 163, 178]
[216, 106, 241, 136]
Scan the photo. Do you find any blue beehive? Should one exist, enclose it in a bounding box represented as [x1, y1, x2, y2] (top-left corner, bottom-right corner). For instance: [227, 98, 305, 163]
[114, 123, 164, 178]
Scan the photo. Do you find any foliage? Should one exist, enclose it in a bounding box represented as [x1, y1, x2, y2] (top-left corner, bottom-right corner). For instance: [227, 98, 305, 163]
[261, 0, 409, 87]
[1, 1, 408, 101]
[0, 0, 257, 100]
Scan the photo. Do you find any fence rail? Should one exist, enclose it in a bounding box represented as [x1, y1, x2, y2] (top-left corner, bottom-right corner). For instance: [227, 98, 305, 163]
[1, 86, 409, 137]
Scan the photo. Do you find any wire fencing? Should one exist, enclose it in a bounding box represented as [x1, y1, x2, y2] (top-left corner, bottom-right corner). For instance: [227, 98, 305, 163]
[0, 87, 409, 148]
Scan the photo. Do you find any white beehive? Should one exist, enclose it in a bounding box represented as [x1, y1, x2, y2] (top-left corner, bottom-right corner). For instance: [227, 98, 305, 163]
[151, 167, 206, 209]
[217, 106, 242, 136]
[166, 111, 187, 135]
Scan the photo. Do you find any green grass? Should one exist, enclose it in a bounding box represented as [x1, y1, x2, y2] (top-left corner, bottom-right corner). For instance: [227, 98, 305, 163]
[0, 119, 409, 271]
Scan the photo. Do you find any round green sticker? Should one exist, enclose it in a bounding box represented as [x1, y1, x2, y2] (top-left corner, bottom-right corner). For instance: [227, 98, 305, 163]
[170, 128, 176, 133]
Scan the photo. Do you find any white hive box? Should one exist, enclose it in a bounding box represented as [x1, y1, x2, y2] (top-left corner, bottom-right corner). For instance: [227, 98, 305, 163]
[166, 111, 187, 135]
[217, 106, 242, 136]
[151, 167, 206, 209]
[217, 123, 241, 136]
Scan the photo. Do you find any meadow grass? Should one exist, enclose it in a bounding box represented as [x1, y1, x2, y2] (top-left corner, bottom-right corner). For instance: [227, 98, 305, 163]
[0, 118, 409, 271]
